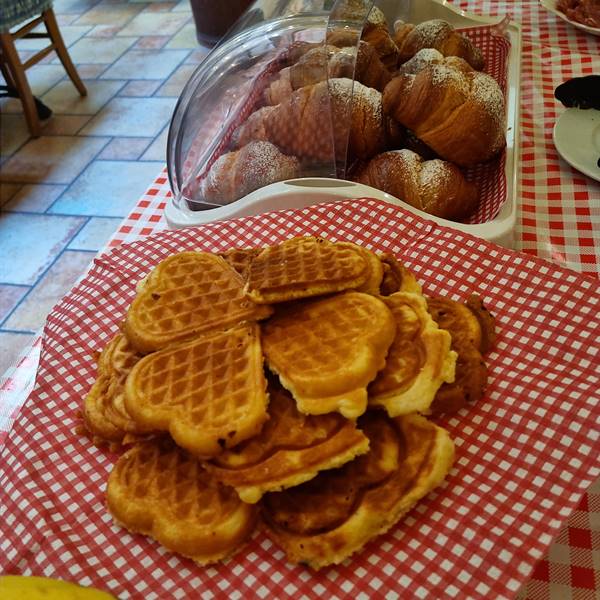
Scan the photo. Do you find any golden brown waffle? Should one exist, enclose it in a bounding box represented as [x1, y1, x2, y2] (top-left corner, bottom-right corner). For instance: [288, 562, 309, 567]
[124, 252, 273, 353]
[378, 253, 422, 295]
[350, 244, 384, 295]
[107, 439, 258, 565]
[427, 295, 495, 414]
[82, 333, 152, 446]
[262, 291, 396, 418]
[219, 247, 260, 280]
[261, 411, 455, 569]
[244, 236, 372, 304]
[369, 292, 456, 416]
[125, 324, 269, 457]
[206, 382, 370, 503]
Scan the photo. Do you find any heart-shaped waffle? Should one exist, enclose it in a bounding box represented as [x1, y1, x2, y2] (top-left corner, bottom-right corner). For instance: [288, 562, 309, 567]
[124, 324, 269, 457]
[261, 411, 454, 569]
[244, 236, 372, 304]
[206, 381, 370, 503]
[369, 291, 457, 416]
[107, 439, 258, 565]
[124, 252, 273, 353]
[262, 291, 396, 418]
[82, 333, 151, 446]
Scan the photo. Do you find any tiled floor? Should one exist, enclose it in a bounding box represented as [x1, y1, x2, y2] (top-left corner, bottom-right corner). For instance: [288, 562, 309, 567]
[0, 0, 209, 375]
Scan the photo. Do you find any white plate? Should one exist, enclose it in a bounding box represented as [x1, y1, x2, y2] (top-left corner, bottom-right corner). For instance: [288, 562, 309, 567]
[539, 0, 600, 36]
[553, 108, 600, 182]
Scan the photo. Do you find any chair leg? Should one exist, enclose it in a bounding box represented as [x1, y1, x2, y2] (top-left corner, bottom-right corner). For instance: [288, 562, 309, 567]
[0, 33, 41, 136]
[43, 8, 87, 96]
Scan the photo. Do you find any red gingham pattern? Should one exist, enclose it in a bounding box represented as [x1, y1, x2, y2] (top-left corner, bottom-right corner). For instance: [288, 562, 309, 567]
[1, 198, 599, 600]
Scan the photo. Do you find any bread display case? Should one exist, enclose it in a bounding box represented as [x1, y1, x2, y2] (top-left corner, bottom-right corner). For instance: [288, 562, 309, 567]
[165, 0, 521, 247]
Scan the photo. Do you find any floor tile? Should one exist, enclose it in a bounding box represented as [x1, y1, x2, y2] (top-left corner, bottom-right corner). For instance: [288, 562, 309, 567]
[165, 23, 197, 49]
[0, 114, 30, 159]
[0, 213, 85, 285]
[4, 250, 94, 332]
[172, 0, 191, 12]
[0, 332, 37, 375]
[49, 160, 164, 217]
[139, 125, 169, 161]
[134, 36, 170, 49]
[118, 80, 161, 96]
[155, 64, 195, 97]
[67, 216, 122, 250]
[0, 136, 110, 184]
[86, 24, 124, 37]
[97, 137, 150, 160]
[80, 96, 176, 137]
[0, 285, 29, 323]
[100, 48, 188, 80]
[76, 64, 108, 79]
[53, 36, 136, 65]
[74, 4, 143, 26]
[3, 184, 67, 212]
[0, 183, 22, 206]
[41, 80, 125, 115]
[53, 0, 104, 15]
[144, 2, 177, 13]
[15, 25, 92, 51]
[117, 12, 189, 37]
[41, 115, 91, 136]
[0, 65, 68, 115]
[184, 47, 210, 64]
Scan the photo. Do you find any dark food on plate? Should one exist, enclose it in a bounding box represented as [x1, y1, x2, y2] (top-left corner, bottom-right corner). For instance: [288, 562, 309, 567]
[557, 0, 600, 28]
[80, 238, 496, 568]
[554, 75, 600, 110]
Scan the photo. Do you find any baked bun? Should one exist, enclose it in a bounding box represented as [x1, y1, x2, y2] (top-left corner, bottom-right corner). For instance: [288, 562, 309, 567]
[394, 19, 485, 70]
[383, 57, 505, 166]
[354, 149, 478, 220]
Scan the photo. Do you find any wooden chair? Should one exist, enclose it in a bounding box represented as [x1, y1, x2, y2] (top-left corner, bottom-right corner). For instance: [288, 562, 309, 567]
[0, 4, 86, 137]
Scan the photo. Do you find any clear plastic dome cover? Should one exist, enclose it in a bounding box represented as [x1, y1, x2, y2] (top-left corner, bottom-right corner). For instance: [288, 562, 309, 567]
[167, 0, 381, 211]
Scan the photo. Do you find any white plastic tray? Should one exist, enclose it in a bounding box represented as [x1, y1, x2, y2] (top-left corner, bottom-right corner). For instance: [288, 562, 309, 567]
[165, 0, 521, 249]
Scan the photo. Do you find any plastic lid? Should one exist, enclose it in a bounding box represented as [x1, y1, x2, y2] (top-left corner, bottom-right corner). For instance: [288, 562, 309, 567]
[167, 0, 377, 211]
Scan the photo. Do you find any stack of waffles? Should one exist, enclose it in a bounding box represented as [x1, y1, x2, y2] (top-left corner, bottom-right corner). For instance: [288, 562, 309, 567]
[81, 236, 496, 568]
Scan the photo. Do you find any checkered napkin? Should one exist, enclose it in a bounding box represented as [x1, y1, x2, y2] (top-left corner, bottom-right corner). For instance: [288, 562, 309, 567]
[1, 199, 599, 600]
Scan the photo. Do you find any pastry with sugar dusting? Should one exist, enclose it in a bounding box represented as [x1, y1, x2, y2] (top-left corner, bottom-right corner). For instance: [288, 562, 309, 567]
[233, 78, 403, 162]
[394, 19, 485, 70]
[383, 56, 505, 167]
[354, 149, 478, 220]
[197, 141, 300, 205]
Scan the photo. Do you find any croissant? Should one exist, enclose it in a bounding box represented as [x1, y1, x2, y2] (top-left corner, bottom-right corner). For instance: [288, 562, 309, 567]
[234, 78, 403, 162]
[197, 141, 300, 204]
[394, 19, 485, 71]
[354, 149, 478, 220]
[382, 57, 505, 167]
[264, 42, 391, 105]
[360, 23, 400, 70]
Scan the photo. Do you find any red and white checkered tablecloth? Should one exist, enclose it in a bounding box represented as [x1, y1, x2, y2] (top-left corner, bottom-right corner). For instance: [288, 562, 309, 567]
[1, 198, 599, 600]
[1, 1, 599, 598]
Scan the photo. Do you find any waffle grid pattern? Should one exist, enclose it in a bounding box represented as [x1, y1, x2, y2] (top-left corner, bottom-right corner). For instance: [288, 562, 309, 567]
[1, 198, 598, 599]
[131, 253, 264, 342]
[128, 326, 266, 452]
[248, 237, 368, 299]
[263, 293, 389, 380]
